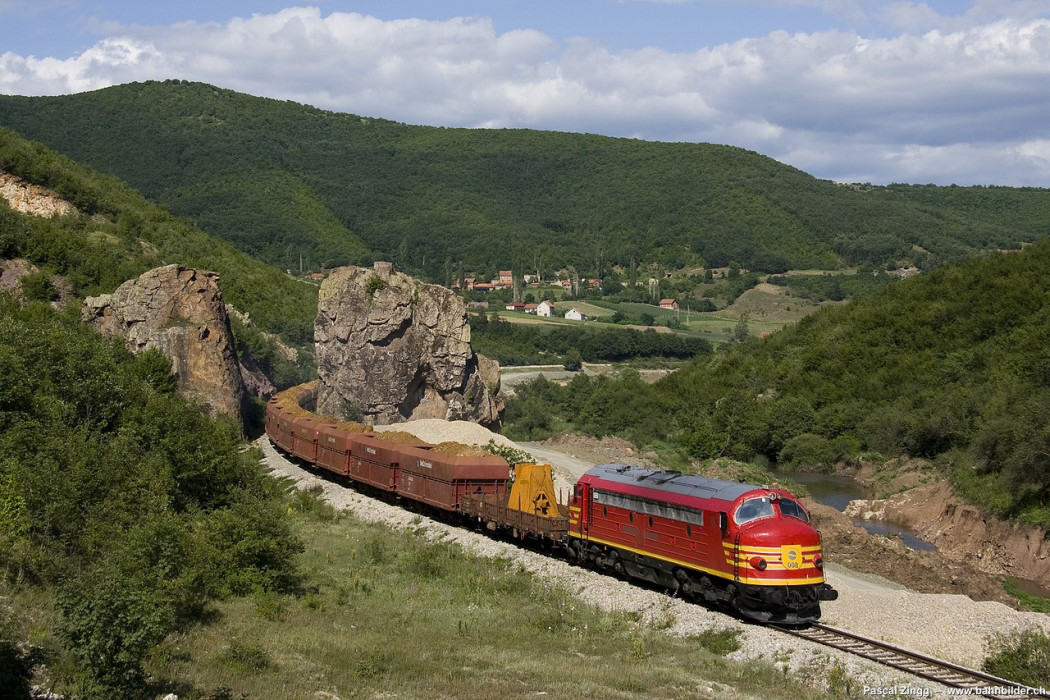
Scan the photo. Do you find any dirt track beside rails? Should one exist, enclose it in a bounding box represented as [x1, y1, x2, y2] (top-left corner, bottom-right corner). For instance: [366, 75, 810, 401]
[259, 423, 1050, 694]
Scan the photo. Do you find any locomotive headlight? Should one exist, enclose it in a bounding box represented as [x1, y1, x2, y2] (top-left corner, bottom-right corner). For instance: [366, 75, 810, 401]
[749, 556, 767, 571]
[813, 554, 824, 570]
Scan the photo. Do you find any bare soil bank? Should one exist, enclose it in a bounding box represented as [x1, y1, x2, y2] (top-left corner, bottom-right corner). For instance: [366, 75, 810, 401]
[846, 480, 1050, 590]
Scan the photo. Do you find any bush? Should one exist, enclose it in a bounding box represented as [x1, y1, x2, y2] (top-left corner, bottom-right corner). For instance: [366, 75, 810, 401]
[563, 347, 583, 372]
[56, 564, 178, 695]
[18, 270, 58, 302]
[983, 629, 1050, 687]
[0, 300, 303, 691]
[778, 433, 838, 471]
[693, 628, 742, 656]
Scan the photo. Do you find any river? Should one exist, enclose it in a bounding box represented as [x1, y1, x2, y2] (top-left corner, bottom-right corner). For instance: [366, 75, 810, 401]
[785, 471, 939, 552]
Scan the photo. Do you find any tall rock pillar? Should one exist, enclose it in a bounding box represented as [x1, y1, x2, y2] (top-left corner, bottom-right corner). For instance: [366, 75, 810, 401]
[82, 264, 246, 424]
[315, 262, 504, 429]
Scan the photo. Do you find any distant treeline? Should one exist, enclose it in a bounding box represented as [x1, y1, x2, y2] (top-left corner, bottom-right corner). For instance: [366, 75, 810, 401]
[506, 239, 1050, 528]
[469, 313, 712, 366]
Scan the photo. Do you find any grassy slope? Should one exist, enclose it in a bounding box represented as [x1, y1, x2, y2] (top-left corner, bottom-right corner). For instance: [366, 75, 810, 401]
[147, 505, 825, 699]
[7, 501, 847, 698]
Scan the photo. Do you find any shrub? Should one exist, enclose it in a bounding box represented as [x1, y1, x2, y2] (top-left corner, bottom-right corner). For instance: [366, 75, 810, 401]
[56, 564, 178, 695]
[693, 628, 742, 656]
[778, 433, 838, 471]
[983, 629, 1050, 687]
[19, 270, 59, 302]
[563, 347, 583, 372]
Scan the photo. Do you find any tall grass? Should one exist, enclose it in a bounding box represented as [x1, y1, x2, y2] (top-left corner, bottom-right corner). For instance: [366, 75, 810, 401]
[141, 509, 822, 699]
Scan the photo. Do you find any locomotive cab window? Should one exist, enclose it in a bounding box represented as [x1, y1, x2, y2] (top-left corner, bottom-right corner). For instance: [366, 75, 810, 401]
[734, 497, 775, 525]
[779, 497, 810, 523]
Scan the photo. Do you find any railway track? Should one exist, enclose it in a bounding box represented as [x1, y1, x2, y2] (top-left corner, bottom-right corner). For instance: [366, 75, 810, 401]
[775, 622, 1047, 694]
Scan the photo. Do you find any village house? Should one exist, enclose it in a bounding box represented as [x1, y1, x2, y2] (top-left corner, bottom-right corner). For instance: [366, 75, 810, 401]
[505, 301, 526, 312]
[536, 300, 555, 317]
[498, 270, 513, 287]
[659, 298, 679, 311]
[564, 307, 587, 321]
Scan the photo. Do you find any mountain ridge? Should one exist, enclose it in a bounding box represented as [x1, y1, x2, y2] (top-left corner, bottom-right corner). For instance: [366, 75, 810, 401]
[2, 80, 1047, 281]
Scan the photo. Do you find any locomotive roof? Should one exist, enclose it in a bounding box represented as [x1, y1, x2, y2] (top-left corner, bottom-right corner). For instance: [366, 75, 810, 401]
[583, 464, 762, 505]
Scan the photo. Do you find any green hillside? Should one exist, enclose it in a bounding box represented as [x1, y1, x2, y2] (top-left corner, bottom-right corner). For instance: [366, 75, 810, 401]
[0, 298, 303, 694]
[2, 80, 1048, 282]
[507, 239, 1050, 526]
[0, 128, 317, 352]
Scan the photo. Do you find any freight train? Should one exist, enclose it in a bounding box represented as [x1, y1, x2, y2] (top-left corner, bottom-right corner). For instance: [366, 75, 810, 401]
[266, 384, 837, 624]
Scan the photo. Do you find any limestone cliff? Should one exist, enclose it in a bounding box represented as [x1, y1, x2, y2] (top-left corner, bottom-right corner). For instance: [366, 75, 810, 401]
[315, 262, 504, 428]
[82, 264, 246, 423]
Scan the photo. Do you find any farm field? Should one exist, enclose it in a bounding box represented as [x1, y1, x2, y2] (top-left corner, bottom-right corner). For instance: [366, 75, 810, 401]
[486, 279, 835, 344]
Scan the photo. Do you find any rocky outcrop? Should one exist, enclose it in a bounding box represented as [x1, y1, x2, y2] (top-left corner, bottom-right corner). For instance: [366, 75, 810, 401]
[845, 481, 1050, 587]
[0, 259, 35, 293]
[82, 264, 246, 423]
[0, 170, 77, 218]
[315, 262, 504, 428]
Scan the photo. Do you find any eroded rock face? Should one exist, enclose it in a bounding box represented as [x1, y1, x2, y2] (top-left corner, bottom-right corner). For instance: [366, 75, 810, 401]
[0, 170, 78, 218]
[82, 264, 246, 423]
[315, 262, 504, 428]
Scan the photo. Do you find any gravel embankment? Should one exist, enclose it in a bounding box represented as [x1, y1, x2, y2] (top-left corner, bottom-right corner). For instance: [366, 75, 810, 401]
[258, 419, 1050, 696]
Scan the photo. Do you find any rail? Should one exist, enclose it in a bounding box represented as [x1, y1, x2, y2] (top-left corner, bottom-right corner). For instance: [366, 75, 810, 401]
[774, 622, 1047, 695]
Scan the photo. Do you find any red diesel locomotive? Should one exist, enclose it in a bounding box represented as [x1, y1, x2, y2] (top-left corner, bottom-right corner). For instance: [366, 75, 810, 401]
[567, 464, 836, 623]
[265, 384, 836, 624]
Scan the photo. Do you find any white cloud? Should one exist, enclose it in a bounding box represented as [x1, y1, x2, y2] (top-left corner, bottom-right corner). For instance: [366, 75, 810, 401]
[1, 6, 1050, 185]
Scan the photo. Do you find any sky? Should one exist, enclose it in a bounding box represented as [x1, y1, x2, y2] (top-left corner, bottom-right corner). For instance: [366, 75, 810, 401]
[2, 1, 1050, 187]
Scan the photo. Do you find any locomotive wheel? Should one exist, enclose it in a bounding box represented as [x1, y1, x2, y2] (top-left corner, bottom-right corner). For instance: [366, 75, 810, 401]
[725, 583, 739, 610]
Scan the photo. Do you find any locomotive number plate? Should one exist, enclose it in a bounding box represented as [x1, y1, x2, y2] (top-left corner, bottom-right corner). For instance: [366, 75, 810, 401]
[781, 545, 802, 570]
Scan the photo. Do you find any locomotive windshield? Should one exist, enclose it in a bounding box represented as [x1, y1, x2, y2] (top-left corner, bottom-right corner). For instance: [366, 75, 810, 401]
[734, 496, 775, 525]
[779, 497, 810, 523]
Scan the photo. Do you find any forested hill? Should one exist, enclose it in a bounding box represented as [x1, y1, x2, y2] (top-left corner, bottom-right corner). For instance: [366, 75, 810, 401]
[1, 80, 1049, 282]
[508, 238, 1050, 526]
[0, 127, 317, 347]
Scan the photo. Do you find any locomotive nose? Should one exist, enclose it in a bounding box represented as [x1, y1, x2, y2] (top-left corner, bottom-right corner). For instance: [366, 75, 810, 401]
[739, 515, 822, 548]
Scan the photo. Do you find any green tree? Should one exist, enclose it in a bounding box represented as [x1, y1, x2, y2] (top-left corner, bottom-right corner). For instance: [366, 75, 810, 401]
[563, 347, 583, 372]
[734, 313, 750, 342]
[18, 270, 58, 302]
